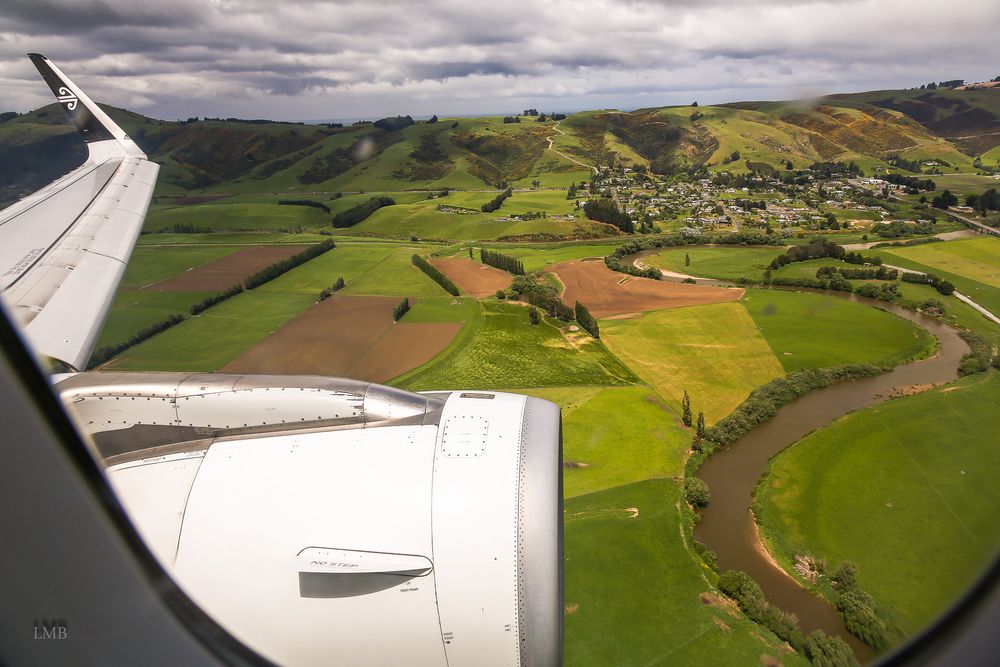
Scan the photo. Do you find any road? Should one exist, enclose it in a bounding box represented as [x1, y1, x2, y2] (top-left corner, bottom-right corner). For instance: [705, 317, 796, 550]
[545, 122, 598, 175]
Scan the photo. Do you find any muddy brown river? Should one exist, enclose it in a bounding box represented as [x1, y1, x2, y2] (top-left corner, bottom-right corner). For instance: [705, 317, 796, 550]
[693, 296, 969, 663]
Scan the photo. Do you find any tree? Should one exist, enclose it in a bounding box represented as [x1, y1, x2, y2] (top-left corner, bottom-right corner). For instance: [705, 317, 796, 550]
[935, 280, 955, 295]
[931, 189, 958, 209]
[832, 561, 858, 591]
[427, 114, 438, 124]
[685, 252, 691, 267]
[334, 276, 345, 291]
[785, 159, 794, 170]
[528, 307, 541, 325]
[468, 246, 474, 259]
[684, 477, 710, 507]
[805, 630, 857, 667]
[682, 391, 692, 427]
[574, 301, 600, 339]
[495, 289, 506, 300]
[696, 411, 705, 438]
[393, 297, 411, 321]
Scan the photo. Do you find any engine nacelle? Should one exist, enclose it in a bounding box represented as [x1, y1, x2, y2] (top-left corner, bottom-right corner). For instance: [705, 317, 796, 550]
[57, 373, 563, 666]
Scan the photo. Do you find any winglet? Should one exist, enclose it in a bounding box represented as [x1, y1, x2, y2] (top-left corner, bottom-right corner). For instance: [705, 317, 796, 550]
[27, 53, 144, 158]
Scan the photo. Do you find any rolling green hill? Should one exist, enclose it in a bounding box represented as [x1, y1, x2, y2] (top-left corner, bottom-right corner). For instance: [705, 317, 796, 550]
[2, 84, 998, 208]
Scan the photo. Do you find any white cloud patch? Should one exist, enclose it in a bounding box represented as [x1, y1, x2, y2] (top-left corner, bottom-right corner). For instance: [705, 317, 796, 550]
[0, 0, 997, 120]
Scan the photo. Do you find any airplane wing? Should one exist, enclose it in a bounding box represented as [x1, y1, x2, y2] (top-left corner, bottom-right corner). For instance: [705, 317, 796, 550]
[0, 54, 159, 371]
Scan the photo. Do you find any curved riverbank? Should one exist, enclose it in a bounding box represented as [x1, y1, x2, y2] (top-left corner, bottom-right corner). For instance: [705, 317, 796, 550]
[693, 296, 969, 663]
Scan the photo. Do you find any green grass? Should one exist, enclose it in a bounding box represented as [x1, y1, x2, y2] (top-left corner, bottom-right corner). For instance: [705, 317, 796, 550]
[97, 290, 212, 348]
[103, 290, 317, 371]
[878, 237, 1000, 288]
[601, 302, 785, 423]
[756, 371, 1000, 635]
[873, 240, 1000, 317]
[119, 246, 240, 288]
[394, 301, 637, 390]
[645, 246, 782, 281]
[743, 289, 936, 371]
[565, 479, 808, 667]
[145, 202, 330, 233]
[340, 246, 454, 297]
[925, 173, 1000, 194]
[493, 241, 626, 272]
[521, 386, 687, 498]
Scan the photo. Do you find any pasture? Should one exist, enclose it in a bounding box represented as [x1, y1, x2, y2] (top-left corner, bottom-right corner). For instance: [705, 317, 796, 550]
[600, 302, 784, 423]
[145, 202, 330, 233]
[644, 245, 781, 281]
[394, 301, 637, 391]
[743, 289, 936, 371]
[522, 386, 686, 498]
[565, 479, 808, 667]
[755, 371, 1000, 634]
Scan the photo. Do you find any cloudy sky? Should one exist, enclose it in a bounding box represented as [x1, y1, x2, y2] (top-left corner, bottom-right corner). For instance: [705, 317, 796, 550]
[1, 0, 998, 122]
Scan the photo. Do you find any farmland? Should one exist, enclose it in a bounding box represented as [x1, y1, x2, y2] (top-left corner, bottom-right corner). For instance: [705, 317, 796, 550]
[47, 88, 1000, 667]
[756, 372, 1000, 634]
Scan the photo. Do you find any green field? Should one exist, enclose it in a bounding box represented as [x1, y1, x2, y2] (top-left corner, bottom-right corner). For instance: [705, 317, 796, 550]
[145, 202, 331, 232]
[565, 480, 808, 667]
[523, 386, 685, 499]
[874, 238, 1000, 317]
[645, 245, 782, 281]
[601, 302, 785, 423]
[394, 301, 637, 390]
[756, 371, 1000, 635]
[743, 289, 937, 371]
[104, 290, 317, 371]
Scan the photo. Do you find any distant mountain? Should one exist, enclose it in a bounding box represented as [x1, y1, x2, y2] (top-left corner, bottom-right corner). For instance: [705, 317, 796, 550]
[1, 84, 998, 207]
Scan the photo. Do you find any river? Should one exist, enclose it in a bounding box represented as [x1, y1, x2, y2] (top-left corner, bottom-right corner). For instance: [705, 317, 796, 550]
[693, 296, 969, 663]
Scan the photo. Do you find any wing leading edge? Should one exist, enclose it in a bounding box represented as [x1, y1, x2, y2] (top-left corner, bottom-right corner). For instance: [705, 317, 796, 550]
[0, 54, 159, 371]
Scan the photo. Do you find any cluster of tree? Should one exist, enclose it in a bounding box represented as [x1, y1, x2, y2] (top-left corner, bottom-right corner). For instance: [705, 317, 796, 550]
[164, 222, 210, 234]
[332, 196, 395, 228]
[244, 239, 336, 289]
[684, 477, 710, 507]
[966, 188, 1000, 214]
[503, 116, 521, 124]
[958, 331, 997, 375]
[831, 562, 901, 650]
[921, 79, 963, 89]
[736, 198, 767, 211]
[523, 109, 539, 116]
[411, 255, 460, 295]
[0, 111, 18, 123]
[882, 172, 936, 191]
[703, 365, 884, 448]
[278, 199, 331, 214]
[583, 197, 633, 232]
[480, 248, 525, 275]
[574, 301, 599, 339]
[190, 284, 244, 315]
[549, 113, 567, 121]
[717, 570, 857, 666]
[87, 314, 187, 369]
[888, 156, 924, 173]
[809, 161, 864, 178]
[481, 188, 513, 213]
[722, 150, 741, 164]
[528, 307, 541, 325]
[318, 276, 346, 301]
[816, 265, 899, 280]
[873, 219, 934, 238]
[815, 212, 843, 230]
[900, 271, 955, 295]
[769, 240, 847, 269]
[510, 275, 573, 321]
[931, 189, 958, 209]
[603, 254, 663, 280]
[769, 274, 855, 293]
[689, 111, 704, 122]
[603, 231, 785, 280]
[566, 183, 579, 199]
[855, 281, 901, 301]
[373, 115, 414, 132]
[870, 236, 943, 250]
[427, 115, 438, 124]
[745, 160, 779, 178]
[393, 297, 411, 321]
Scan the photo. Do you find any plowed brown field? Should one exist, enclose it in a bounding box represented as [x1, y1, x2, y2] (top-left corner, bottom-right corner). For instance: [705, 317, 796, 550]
[221, 295, 459, 382]
[430, 258, 512, 297]
[149, 245, 307, 291]
[549, 259, 744, 317]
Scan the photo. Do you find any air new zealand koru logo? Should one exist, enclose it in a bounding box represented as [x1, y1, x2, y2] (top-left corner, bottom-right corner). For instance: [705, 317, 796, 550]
[56, 86, 78, 111]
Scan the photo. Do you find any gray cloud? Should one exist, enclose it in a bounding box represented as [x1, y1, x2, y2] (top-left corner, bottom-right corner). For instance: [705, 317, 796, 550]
[0, 0, 997, 120]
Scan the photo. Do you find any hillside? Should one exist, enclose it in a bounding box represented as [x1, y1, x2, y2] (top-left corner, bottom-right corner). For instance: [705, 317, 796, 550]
[1, 84, 998, 207]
